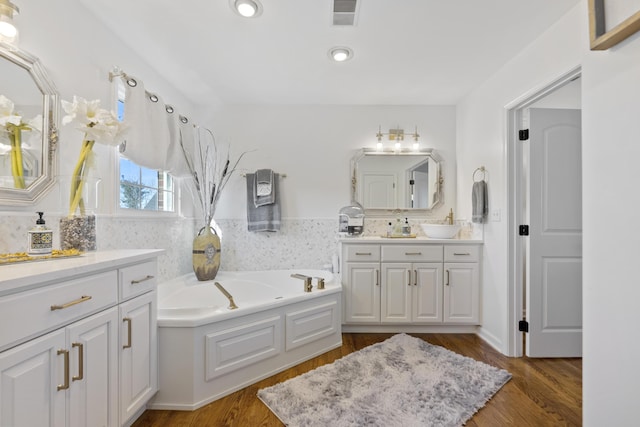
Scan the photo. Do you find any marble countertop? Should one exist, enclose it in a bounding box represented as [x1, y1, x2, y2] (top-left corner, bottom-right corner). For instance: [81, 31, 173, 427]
[0, 249, 165, 296]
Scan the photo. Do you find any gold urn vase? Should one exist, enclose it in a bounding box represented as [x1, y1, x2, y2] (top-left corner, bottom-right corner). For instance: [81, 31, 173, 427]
[192, 226, 221, 281]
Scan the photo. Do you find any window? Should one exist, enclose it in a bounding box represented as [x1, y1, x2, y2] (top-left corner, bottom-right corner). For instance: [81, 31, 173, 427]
[115, 85, 175, 212]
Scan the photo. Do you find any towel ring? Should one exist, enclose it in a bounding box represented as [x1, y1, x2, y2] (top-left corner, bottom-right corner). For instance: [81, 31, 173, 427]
[473, 166, 486, 182]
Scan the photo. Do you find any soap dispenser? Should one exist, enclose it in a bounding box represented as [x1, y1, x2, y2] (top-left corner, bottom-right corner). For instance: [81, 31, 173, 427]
[402, 218, 411, 236]
[28, 212, 53, 256]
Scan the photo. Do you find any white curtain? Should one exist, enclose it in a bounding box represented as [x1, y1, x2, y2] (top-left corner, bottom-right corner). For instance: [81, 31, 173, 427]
[121, 75, 170, 170]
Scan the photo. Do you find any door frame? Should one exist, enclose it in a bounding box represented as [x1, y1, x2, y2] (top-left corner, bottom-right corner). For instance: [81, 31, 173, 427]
[505, 66, 581, 357]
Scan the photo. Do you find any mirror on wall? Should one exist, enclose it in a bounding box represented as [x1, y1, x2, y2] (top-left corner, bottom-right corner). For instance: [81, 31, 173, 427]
[351, 148, 442, 215]
[0, 43, 58, 205]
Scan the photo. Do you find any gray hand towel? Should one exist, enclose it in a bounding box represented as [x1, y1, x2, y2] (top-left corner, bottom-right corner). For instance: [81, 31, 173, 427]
[254, 169, 275, 207]
[472, 180, 488, 223]
[247, 173, 281, 232]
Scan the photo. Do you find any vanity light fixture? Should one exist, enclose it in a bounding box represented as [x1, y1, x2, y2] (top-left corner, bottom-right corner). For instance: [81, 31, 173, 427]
[231, 0, 263, 18]
[376, 125, 420, 151]
[328, 47, 353, 62]
[0, 0, 19, 44]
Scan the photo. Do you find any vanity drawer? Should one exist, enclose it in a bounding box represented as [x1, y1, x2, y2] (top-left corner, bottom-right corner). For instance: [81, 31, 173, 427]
[381, 245, 443, 262]
[343, 245, 380, 262]
[120, 260, 158, 301]
[0, 271, 118, 351]
[444, 245, 480, 262]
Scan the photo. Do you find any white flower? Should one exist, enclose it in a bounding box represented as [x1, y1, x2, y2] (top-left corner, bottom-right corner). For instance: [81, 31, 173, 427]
[62, 96, 127, 146]
[0, 95, 23, 127]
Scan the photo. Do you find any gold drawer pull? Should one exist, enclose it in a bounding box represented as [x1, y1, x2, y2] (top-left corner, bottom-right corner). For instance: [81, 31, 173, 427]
[57, 349, 69, 391]
[72, 343, 84, 381]
[405, 252, 422, 256]
[453, 252, 471, 256]
[446, 269, 450, 286]
[355, 252, 372, 256]
[123, 317, 132, 349]
[51, 295, 92, 311]
[131, 275, 154, 284]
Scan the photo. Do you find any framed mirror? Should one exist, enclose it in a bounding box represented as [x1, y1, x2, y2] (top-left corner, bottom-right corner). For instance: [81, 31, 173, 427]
[0, 42, 58, 205]
[351, 148, 442, 215]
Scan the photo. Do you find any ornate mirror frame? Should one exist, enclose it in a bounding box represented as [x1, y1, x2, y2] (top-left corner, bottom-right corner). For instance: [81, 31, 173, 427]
[0, 43, 58, 205]
[350, 148, 443, 217]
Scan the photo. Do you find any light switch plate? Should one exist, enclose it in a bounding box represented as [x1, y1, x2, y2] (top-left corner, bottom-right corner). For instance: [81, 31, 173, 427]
[491, 209, 501, 222]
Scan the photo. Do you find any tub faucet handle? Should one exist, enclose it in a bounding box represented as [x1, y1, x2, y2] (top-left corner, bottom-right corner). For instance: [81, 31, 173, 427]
[315, 277, 325, 290]
[291, 274, 313, 292]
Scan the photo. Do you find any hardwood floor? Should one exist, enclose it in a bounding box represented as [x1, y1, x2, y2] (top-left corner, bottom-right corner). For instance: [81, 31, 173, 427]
[132, 333, 581, 426]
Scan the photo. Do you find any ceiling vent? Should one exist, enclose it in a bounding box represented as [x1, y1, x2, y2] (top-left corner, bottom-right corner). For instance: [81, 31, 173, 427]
[332, 0, 358, 26]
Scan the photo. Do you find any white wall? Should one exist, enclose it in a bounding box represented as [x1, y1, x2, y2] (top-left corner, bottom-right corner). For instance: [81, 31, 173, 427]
[456, 4, 584, 353]
[211, 105, 457, 220]
[582, 17, 640, 426]
[459, 1, 640, 423]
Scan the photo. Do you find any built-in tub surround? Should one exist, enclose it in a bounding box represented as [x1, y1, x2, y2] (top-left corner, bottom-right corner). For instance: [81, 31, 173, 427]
[150, 269, 342, 410]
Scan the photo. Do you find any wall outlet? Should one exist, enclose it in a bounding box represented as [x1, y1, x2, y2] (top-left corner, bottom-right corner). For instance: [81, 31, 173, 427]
[491, 209, 501, 222]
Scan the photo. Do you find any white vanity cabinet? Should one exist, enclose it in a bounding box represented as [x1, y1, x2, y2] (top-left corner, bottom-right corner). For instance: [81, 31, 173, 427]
[443, 245, 481, 324]
[341, 239, 482, 331]
[343, 245, 381, 323]
[381, 245, 444, 323]
[0, 250, 162, 427]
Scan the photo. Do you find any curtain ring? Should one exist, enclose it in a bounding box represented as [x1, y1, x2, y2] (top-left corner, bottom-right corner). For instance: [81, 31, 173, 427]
[149, 94, 159, 102]
[166, 105, 174, 113]
[126, 78, 137, 87]
[180, 115, 189, 124]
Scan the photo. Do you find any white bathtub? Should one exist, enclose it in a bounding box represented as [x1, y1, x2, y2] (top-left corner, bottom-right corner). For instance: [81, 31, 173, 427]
[150, 269, 343, 410]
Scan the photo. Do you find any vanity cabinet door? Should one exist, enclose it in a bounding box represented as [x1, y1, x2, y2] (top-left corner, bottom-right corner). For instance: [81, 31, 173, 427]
[0, 329, 66, 427]
[344, 263, 380, 323]
[67, 307, 119, 427]
[119, 291, 157, 425]
[413, 263, 443, 323]
[444, 262, 480, 324]
[381, 263, 411, 323]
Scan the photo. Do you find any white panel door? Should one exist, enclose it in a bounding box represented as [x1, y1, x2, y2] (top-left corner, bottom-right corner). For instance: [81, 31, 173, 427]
[527, 108, 582, 357]
[413, 263, 443, 322]
[344, 263, 380, 323]
[119, 291, 157, 425]
[362, 173, 396, 208]
[381, 263, 411, 322]
[68, 308, 119, 427]
[0, 329, 66, 427]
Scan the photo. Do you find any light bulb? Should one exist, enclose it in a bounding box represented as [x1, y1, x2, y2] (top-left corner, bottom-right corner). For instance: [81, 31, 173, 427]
[236, 1, 256, 17]
[0, 21, 16, 38]
[328, 47, 353, 62]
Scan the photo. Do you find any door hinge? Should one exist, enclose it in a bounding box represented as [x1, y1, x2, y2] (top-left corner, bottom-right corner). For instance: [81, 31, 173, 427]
[519, 129, 529, 140]
[519, 225, 529, 236]
[519, 320, 529, 333]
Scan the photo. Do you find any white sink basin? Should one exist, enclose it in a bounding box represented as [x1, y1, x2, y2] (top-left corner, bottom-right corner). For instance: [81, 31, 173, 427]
[420, 223, 461, 239]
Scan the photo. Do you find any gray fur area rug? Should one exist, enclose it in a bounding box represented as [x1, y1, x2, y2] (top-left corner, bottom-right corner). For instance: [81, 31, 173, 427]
[258, 333, 511, 427]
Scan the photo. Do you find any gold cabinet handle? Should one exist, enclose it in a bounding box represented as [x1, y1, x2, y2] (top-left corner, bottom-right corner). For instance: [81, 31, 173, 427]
[123, 317, 132, 349]
[355, 252, 372, 256]
[408, 270, 412, 286]
[57, 349, 70, 391]
[375, 269, 379, 286]
[72, 343, 84, 381]
[446, 269, 450, 286]
[414, 270, 418, 286]
[51, 295, 92, 311]
[131, 275, 154, 284]
[453, 252, 471, 256]
[405, 252, 422, 256]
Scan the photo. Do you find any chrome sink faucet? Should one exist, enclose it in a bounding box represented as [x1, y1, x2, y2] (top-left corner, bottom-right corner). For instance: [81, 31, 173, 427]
[291, 274, 313, 292]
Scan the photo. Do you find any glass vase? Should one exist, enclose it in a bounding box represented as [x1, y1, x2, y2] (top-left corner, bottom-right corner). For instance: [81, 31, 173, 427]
[59, 176, 101, 252]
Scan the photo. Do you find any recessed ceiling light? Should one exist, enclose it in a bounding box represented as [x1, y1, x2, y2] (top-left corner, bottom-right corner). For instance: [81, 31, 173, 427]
[328, 47, 353, 62]
[231, 0, 263, 18]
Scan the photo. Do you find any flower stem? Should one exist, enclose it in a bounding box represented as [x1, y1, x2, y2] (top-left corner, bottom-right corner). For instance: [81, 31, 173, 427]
[9, 126, 25, 189]
[68, 139, 95, 217]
